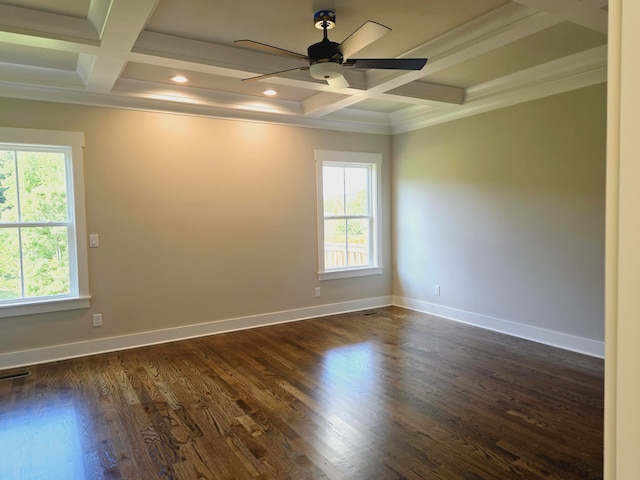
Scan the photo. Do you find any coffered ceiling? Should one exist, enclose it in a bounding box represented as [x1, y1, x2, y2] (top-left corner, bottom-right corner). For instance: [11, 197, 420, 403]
[0, 0, 608, 133]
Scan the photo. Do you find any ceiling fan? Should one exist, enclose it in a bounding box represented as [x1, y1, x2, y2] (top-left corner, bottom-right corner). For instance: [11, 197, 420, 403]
[234, 10, 428, 90]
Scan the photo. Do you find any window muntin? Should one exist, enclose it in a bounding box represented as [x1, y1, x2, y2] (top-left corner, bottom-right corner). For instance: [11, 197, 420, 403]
[316, 150, 383, 280]
[0, 128, 89, 317]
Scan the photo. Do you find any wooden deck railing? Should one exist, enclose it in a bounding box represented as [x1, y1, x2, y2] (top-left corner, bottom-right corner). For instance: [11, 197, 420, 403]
[325, 242, 369, 268]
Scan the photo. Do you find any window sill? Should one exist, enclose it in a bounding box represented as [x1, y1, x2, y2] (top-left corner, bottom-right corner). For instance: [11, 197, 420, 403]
[0, 296, 91, 318]
[318, 266, 383, 281]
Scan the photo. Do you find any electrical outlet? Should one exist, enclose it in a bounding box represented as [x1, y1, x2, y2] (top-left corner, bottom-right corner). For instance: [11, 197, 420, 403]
[315, 287, 321, 298]
[89, 234, 99, 248]
[434, 284, 441, 296]
[92, 313, 102, 327]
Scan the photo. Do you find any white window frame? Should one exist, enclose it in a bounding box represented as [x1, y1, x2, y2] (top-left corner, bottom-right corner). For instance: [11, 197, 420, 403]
[316, 149, 383, 281]
[0, 127, 90, 318]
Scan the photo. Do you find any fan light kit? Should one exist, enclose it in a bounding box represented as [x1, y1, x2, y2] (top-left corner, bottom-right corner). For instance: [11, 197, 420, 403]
[310, 62, 342, 81]
[234, 9, 428, 90]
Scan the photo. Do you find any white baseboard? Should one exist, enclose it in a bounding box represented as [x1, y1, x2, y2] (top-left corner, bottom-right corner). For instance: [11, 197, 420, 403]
[394, 296, 604, 358]
[0, 295, 603, 370]
[0, 296, 393, 370]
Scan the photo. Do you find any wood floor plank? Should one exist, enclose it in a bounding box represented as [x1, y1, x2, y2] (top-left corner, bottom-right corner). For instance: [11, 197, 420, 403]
[0, 307, 603, 479]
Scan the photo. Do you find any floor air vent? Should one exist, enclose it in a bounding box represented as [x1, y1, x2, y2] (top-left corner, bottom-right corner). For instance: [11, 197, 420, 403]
[0, 370, 30, 381]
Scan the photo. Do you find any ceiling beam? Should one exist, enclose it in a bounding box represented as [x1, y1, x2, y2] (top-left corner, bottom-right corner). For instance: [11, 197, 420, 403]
[382, 82, 465, 106]
[130, 32, 371, 93]
[77, 54, 127, 93]
[0, 1, 159, 93]
[0, 62, 84, 88]
[133, 32, 308, 79]
[87, 0, 112, 39]
[511, 0, 608, 33]
[391, 44, 607, 133]
[80, 0, 159, 93]
[465, 44, 606, 101]
[0, 4, 98, 44]
[99, 0, 159, 52]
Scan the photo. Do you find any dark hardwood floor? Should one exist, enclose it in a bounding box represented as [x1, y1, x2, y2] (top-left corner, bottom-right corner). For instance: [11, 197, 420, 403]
[0, 307, 603, 479]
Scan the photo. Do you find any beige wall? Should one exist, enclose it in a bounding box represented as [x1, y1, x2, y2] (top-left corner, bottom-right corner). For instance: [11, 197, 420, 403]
[0, 98, 391, 354]
[392, 84, 607, 342]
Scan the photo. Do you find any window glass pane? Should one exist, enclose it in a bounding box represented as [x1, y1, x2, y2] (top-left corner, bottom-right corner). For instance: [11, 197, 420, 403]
[347, 219, 370, 266]
[0, 228, 21, 300]
[317, 151, 380, 275]
[324, 218, 347, 269]
[22, 226, 70, 298]
[344, 167, 369, 216]
[17, 151, 68, 222]
[323, 166, 345, 216]
[0, 150, 18, 222]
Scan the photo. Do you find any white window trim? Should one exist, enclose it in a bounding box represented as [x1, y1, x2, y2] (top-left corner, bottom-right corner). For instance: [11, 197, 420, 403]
[315, 149, 383, 281]
[0, 127, 91, 318]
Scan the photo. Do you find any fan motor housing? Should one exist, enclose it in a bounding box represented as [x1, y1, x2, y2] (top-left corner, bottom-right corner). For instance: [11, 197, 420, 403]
[308, 38, 341, 61]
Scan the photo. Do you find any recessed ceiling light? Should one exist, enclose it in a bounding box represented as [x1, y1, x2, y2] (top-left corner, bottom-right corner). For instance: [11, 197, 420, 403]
[170, 75, 189, 84]
[263, 89, 277, 96]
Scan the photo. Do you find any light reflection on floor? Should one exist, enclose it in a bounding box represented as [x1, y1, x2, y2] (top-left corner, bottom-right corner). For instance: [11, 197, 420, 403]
[319, 342, 385, 466]
[0, 402, 85, 479]
[321, 342, 378, 397]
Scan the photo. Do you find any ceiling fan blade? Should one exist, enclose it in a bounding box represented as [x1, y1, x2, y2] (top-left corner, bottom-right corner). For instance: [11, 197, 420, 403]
[234, 40, 309, 61]
[338, 21, 391, 60]
[327, 75, 350, 90]
[344, 58, 428, 70]
[242, 66, 310, 82]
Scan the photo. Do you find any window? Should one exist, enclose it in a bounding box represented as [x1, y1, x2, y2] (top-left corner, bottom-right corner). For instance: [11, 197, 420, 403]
[0, 128, 89, 317]
[316, 150, 383, 280]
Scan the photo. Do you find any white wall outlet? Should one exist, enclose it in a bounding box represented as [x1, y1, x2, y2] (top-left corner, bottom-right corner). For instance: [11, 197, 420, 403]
[92, 313, 102, 327]
[434, 284, 441, 296]
[315, 287, 321, 298]
[89, 234, 99, 248]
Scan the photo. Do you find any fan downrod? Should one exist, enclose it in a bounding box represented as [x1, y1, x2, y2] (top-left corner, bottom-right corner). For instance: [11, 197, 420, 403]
[309, 10, 341, 63]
